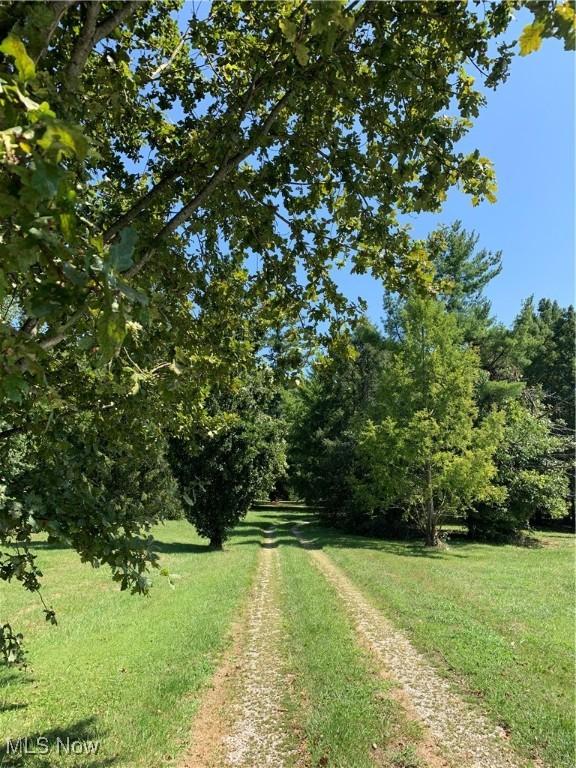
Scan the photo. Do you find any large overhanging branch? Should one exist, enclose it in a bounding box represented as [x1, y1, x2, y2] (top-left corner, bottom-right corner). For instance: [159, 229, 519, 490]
[37, 308, 86, 351]
[101, 3, 365, 244]
[34, 0, 76, 65]
[34, 89, 294, 349]
[92, 1, 145, 46]
[123, 88, 294, 280]
[25, 5, 366, 352]
[64, 1, 101, 86]
[101, 66, 273, 244]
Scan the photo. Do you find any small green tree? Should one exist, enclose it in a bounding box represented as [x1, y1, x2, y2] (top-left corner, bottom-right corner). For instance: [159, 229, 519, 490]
[169, 368, 286, 549]
[468, 394, 572, 540]
[382, 222, 527, 410]
[358, 296, 503, 546]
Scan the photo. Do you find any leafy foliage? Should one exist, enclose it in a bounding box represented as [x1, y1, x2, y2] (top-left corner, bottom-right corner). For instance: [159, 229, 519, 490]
[170, 367, 286, 548]
[384, 220, 502, 343]
[1, 380, 182, 593]
[286, 320, 387, 531]
[519, 2, 575, 56]
[0, 1, 572, 660]
[468, 394, 572, 540]
[357, 296, 503, 546]
[512, 298, 575, 429]
[286, 214, 574, 546]
[2, 0, 536, 404]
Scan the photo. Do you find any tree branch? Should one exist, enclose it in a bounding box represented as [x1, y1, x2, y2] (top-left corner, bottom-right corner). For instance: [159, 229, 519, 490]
[159, 89, 293, 238]
[102, 168, 180, 243]
[64, 1, 144, 87]
[64, 1, 100, 86]
[0, 426, 25, 440]
[37, 308, 86, 351]
[20, 317, 39, 336]
[102, 66, 270, 245]
[124, 89, 293, 280]
[34, 1, 76, 65]
[101, 2, 364, 245]
[147, 31, 190, 81]
[29, 5, 364, 349]
[92, 1, 145, 45]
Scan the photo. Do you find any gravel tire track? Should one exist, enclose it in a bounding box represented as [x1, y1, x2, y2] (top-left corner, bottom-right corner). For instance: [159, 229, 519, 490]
[222, 530, 294, 768]
[294, 527, 528, 768]
[181, 529, 295, 768]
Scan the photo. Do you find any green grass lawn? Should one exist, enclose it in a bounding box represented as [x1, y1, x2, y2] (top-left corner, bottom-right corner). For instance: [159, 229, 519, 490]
[1, 510, 573, 768]
[301, 517, 575, 768]
[274, 518, 424, 768]
[0, 518, 262, 768]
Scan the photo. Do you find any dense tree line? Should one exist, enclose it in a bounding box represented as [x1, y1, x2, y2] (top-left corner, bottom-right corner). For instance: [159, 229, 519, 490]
[286, 222, 574, 544]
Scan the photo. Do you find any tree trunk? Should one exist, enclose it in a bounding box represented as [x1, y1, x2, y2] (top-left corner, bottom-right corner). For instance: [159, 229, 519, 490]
[209, 533, 224, 550]
[424, 464, 438, 547]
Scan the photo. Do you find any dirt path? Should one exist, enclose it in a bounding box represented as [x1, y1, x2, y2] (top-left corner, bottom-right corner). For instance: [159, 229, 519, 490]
[294, 527, 527, 768]
[181, 529, 295, 768]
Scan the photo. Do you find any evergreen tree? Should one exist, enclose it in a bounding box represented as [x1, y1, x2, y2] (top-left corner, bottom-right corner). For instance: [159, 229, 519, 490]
[517, 300, 575, 430]
[384, 221, 502, 343]
[286, 321, 387, 530]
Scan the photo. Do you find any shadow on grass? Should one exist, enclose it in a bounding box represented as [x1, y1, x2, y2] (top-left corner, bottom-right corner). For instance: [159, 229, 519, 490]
[260, 538, 279, 549]
[156, 510, 491, 559]
[252, 509, 471, 559]
[25, 539, 71, 551]
[0, 717, 116, 767]
[0, 672, 35, 687]
[310, 528, 474, 559]
[228, 525, 271, 538]
[356, 540, 455, 558]
[151, 541, 212, 554]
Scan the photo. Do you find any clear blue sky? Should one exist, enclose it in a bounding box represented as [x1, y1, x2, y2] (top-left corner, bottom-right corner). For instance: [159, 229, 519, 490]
[337, 12, 575, 327]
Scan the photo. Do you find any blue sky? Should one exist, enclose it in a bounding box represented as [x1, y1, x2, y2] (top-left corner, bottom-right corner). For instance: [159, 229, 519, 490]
[338, 11, 575, 327]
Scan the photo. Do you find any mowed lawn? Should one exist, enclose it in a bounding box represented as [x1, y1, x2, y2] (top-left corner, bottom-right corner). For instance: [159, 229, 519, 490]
[0, 518, 262, 768]
[1, 510, 574, 768]
[277, 520, 424, 768]
[303, 518, 575, 768]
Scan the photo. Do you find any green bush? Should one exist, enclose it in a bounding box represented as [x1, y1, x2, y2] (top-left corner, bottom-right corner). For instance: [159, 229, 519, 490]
[468, 395, 571, 540]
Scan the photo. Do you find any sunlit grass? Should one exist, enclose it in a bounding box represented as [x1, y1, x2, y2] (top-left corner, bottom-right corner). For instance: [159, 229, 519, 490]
[0, 518, 261, 768]
[274, 516, 424, 768]
[2, 510, 572, 768]
[308, 520, 575, 768]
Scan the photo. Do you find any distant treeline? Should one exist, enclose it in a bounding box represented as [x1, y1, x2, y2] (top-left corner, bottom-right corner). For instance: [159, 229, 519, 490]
[283, 223, 575, 545]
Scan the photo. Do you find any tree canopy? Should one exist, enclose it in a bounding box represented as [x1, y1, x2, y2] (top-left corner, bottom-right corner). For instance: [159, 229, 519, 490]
[355, 296, 503, 546]
[2, 1, 574, 400]
[169, 365, 286, 549]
